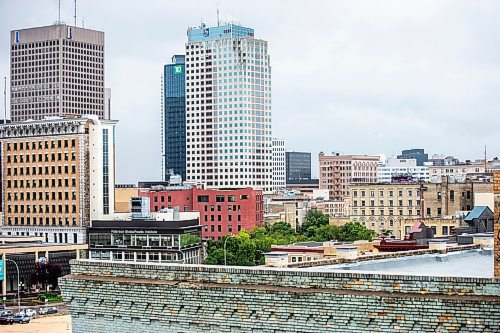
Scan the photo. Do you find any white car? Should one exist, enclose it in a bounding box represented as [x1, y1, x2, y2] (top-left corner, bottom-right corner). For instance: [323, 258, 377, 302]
[14, 309, 36, 318]
[24, 309, 37, 318]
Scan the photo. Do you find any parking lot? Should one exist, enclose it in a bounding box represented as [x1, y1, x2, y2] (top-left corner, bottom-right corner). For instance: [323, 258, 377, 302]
[1, 314, 71, 333]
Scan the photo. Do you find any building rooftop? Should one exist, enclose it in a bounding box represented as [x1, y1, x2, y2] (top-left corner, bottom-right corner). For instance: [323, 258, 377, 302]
[187, 23, 255, 42]
[304, 249, 493, 278]
[464, 206, 490, 222]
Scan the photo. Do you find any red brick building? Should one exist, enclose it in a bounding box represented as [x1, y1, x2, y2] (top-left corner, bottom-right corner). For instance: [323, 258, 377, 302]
[139, 186, 263, 240]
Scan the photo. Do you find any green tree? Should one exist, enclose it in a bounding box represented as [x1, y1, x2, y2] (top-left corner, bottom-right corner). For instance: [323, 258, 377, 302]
[30, 261, 63, 290]
[337, 222, 376, 242]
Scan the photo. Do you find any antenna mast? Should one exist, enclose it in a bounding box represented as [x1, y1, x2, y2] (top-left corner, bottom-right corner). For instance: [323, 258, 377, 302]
[3, 77, 6, 122]
[217, 1, 220, 26]
[58, 0, 61, 23]
[485, 145, 487, 172]
[74, 0, 77, 26]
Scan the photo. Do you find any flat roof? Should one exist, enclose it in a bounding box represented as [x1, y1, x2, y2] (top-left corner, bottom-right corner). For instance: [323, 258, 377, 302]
[303, 249, 493, 278]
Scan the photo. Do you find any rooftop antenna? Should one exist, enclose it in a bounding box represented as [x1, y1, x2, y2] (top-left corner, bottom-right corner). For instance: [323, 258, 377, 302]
[74, 0, 77, 26]
[217, 1, 220, 26]
[3, 77, 6, 122]
[484, 145, 487, 171]
[58, 0, 61, 23]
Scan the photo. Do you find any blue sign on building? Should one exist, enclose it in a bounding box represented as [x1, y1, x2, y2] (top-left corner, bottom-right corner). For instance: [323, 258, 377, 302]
[0, 259, 4, 281]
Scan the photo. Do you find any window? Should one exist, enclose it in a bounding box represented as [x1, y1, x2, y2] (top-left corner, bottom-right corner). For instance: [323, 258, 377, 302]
[228, 195, 235, 202]
[426, 207, 431, 216]
[216, 195, 225, 202]
[442, 226, 449, 235]
[136, 252, 147, 262]
[450, 190, 454, 201]
[197, 195, 209, 202]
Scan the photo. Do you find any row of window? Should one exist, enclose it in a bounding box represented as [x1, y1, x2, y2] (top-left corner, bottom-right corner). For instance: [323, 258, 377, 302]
[5, 177, 77, 189]
[352, 189, 420, 197]
[5, 216, 78, 226]
[204, 224, 242, 233]
[353, 209, 421, 217]
[89, 233, 201, 249]
[6, 190, 77, 201]
[90, 250, 199, 264]
[353, 200, 420, 207]
[6, 138, 76, 150]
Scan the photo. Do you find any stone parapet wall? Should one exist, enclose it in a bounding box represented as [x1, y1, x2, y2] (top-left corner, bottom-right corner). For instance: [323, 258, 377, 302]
[494, 170, 500, 277]
[61, 260, 500, 333]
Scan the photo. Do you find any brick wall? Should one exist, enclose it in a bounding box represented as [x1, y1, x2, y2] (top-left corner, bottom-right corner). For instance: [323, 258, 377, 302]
[60, 260, 500, 333]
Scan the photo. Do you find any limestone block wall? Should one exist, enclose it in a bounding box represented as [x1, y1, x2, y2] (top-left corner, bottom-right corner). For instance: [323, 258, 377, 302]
[494, 169, 500, 277]
[60, 260, 500, 333]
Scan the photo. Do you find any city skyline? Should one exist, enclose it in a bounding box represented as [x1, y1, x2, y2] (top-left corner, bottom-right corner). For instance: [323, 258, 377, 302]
[0, 0, 499, 183]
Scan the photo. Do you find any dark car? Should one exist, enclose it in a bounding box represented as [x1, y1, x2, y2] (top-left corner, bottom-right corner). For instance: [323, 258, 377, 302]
[0, 316, 14, 325]
[12, 314, 30, 324]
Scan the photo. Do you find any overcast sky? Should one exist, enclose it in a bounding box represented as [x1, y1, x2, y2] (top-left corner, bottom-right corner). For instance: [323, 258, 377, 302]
[1, 0, 499, 182]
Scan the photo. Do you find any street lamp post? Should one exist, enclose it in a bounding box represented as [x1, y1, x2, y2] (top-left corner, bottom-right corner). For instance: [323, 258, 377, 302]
[223, 235, 236, 266]
[5, 259, 20, 313]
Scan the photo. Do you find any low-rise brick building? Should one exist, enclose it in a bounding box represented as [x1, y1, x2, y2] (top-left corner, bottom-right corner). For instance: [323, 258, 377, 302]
[138, 186, 263, 240]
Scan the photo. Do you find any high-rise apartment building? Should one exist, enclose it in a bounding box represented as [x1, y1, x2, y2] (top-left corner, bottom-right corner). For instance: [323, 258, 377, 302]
[162, 55, 186, 181]
[0, 116, 116, 243]
[286, 151, 312, 183]
[184, 23, 272, 192]
[10, 24, 108, 122]
[319, 152, 379, 201]
[272, 138, 286, 191]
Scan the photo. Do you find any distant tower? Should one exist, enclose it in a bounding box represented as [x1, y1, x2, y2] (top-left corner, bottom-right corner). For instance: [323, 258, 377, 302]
[162, 55, 186, 181]
[10, 24, 109, 122]
[272, 138, 286, 191]
[185, 22, 272, 191]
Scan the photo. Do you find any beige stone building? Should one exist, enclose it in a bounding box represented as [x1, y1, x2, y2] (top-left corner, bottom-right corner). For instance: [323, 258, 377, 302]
[428, 162, 485, 181]
[421, 177, 475, 219]
[319, 152, 379, 201]
[316, 200, 349, 218]
[349, 183, 422, 238]
[0, 116, 117, 243]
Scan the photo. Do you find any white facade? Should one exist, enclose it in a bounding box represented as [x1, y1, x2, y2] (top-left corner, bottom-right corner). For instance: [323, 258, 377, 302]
[88, 117, 116, 221]
[272, 138, 286, 192]
[378, 158, 429, 183]
[185, 23, 272, 192]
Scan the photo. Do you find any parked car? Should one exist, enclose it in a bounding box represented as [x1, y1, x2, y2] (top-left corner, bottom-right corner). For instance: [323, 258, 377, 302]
[12, 314, 30, 324]
[24, 309, 37, 318]
[0, 316, 14, 325]
[39, 307, 58, 315]
[0, 310, 14, 317]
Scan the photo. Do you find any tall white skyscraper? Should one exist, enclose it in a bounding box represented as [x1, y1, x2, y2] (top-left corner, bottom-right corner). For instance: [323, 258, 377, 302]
[272, 138, 286, 192]
[185, 23, 272, 192]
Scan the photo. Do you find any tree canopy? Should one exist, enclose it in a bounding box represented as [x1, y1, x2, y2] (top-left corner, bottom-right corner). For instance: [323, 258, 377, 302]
[204, 210, 376, 266]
